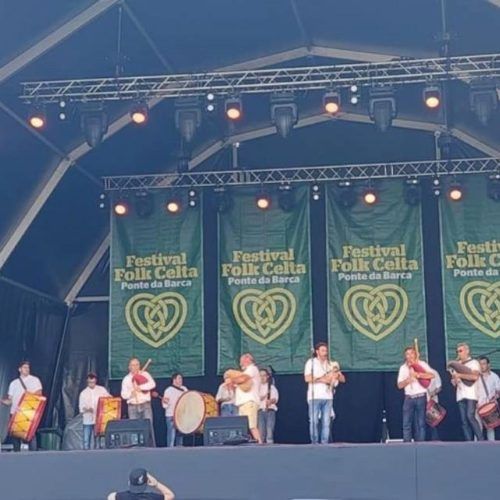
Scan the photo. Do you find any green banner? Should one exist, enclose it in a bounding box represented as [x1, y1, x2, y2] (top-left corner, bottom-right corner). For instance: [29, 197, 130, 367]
[441, 176, 500, 365]
[109, 192, 204, 379]
[218, 186, 312, 373]
[327, 181, 427, 370]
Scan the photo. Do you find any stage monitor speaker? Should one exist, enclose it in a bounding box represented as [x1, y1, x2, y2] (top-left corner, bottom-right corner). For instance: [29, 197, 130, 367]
[105, 419, 154, 449]
[203, 416, 249, 446]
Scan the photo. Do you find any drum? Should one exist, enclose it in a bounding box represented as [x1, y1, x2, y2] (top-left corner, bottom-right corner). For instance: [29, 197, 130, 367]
[478, 401, 500, 429]
[8, 393, 47, 442]
[94, 397, 122, 436]
[425, 399, 446, 428]
[174, 391, 218, 434]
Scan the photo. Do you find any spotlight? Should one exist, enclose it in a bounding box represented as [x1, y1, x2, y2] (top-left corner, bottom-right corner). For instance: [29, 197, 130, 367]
[350, 95, 359, 105]
[98, 193, 106, 209]
[423, 84, 441, 109]
[188, 189, 198, 208]
[323, 91, 340, 115]
[28, 106, 46, 129]
[363, 187, 378, 205]
[432, 177, 442, 197]
[255, 192, 271, 210]
[166, 197, 181, 214]
[80, 103, 108, 148]
[271, 93, 298, 138]
[206, 103, 216, 112]
[487, 173, 500, 202]
[470, 80, 498, 126]
[225, 97, 242, 121]
[214, 188, 233, 213]
[206, 93, 215, 102]
[403, 178, 421, 206]
[278, 185, 295, 212]
[350, 85, 358, 93]
[368, 87, 397, 132]
[311, 184, 321, 201]
[336, 181, 356, 208]
[130, 102, 149, 125]
[175, 98, 201, 143]
[58, 112, 67, 121]
[135, 191, 154, 218]
[349, 84, 360, 105]
[113, 200, 129, 216]
[59, 100, 66, 109]
[448, 182, 463, 202]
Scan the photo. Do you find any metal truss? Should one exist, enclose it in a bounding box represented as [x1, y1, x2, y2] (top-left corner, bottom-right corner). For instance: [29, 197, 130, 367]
[22, 54, 500, 103]
[103, 157, 500, 191]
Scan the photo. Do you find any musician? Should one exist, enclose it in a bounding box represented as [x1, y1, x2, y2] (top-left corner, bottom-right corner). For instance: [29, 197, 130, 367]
[304, 342, 345, 444]
[450, 343, 484, 441]
[228, 353, 262, 444]
[426, 368, 442, 441]
[477, 356, 500, 441]
[397, 347, 434, 442]
[107, 467, 175, 500]
[162, 373, 187, 447]
[78, 372, 110, 450]
[0, 360, 42, 451]
[258, 368, 279, 444]
[215, 380, 237, 416]
[120, 358, 156, 422]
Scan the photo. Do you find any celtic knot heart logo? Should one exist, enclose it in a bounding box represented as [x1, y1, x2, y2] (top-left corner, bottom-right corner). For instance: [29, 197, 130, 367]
[232, 288, 296, 345]
[343, 284, 409, 341]
[125, 292, 187, 348]
[459, 280, 500, 339]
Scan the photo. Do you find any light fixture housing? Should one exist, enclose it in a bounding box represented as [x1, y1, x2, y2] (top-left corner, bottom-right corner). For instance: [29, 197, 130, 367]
[368, 86, 397, 132]
[80, 102, 108, 148]
[225, 97, 243, 121]
[113, 199, 129, 216]
[271, 93, 298, 138]
[278, 185, 295, 212]
[323, 91, 341, 115]
[130, 102, 149, 125]
[255, 191, 271, 210]
[28, 105, 46, 129]
[470, 79, 498, 126]
[423, 84, 441, 109]
[362, 187, 378, 205]
[448, 182, 464, 202]
[175, 97, 201, 143]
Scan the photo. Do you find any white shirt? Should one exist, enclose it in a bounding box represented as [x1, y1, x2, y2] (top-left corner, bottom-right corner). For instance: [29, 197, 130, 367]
[455, 359, 481, 402]
[477, 371, 500, 405]
[427, 369, 442, 402]
[215, 383, 235, 406]
[78, 385, 110, 425]
[7, 375, 42, 415]
[120, 372, 156, 405]
[397, 361, 431, 397]
[235, 364, 260, 406]
[304, 358, 338, 401]
[162, 385, 187, 417]
[259, 383, 279, 411]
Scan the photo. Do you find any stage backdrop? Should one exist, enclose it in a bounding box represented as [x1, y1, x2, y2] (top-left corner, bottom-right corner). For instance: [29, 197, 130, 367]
[218, 186, 312, 373]
[441, 176, 500, 365]
[326, 181, 428, 370]
[109, 191, 204, 379]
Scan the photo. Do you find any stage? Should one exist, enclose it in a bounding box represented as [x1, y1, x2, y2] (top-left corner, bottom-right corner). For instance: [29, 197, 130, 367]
[0, 442, 499, 500]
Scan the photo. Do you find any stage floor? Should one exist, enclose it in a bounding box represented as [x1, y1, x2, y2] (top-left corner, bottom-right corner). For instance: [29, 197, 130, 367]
[0, 442, 499, 500]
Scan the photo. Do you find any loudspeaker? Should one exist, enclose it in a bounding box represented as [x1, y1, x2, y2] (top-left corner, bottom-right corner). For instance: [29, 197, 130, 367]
[105, 419, 153, 449]
[203, 416, 249, 446]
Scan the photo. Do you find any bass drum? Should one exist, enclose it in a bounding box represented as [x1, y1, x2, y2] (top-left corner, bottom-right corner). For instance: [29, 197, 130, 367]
[174, 391, 218, 434]
[478, 401, 500, 429]
[8, 393, 47, 442]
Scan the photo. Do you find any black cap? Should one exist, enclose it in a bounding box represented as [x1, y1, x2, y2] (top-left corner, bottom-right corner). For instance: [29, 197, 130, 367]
[129, 468, 148, 493]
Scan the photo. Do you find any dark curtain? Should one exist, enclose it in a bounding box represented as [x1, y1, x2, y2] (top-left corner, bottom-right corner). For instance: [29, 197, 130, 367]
[0, 279, 67, 441]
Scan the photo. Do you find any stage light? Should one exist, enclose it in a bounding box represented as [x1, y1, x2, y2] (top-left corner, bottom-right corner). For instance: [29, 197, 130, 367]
[188, 189, 198, 208]
[225, 97, 242, 120]
[487, 174, 500, 202]
[130, 102, 149, 125]
[404, 178, 421, 206]
[438, 132, 454, 159]
[432, 177, 442, 197]
[80, 103, 108, 148]
[336, 181, 356, 208]
[470, 80, 498, 126]
[58, 112, 66, 121]
[350, 85, 358, 93]
[369, 87, 397, 132]
[363, 187, 378, 205]
[166, 197, 181, 214]
[113, 200, 129, 216]
[423, 84, 441, 109]
[278, 185, 295, 212]
[256, 192, 271, 210]
[135, 191, 154, 218]
[271, 93, 298, 138]
[350, 95, 359, 105]
[214, 188, 233, 213]
[98, 193, 106, 209]
[349, 85, 360, 105]
[175, 98, 201, 143]
[207, 93, 215, 102]
[323, 91, 340, 115]
[206, 103, 215, 112]
[448, 182, 463, 202]
[28, 106, 46, 129]
[311, 184, 321, 201]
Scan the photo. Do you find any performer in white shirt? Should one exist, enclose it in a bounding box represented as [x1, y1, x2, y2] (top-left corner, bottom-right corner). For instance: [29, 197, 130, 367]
[258, 368, 279, 444]
[304, 342, 345, 444]
[426, 368, 442, 441]
[215, 380, 236, 416]
[397, 346, 434, 442]
[78, 373, 110, 450]
[450, 343, 484, 441]
[162, 373, 187, 447]
[120, 358, 156, 423]
[225, 353, 262, 444]
[0, 360, 43, 451]
[477, 356, 500, 441]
